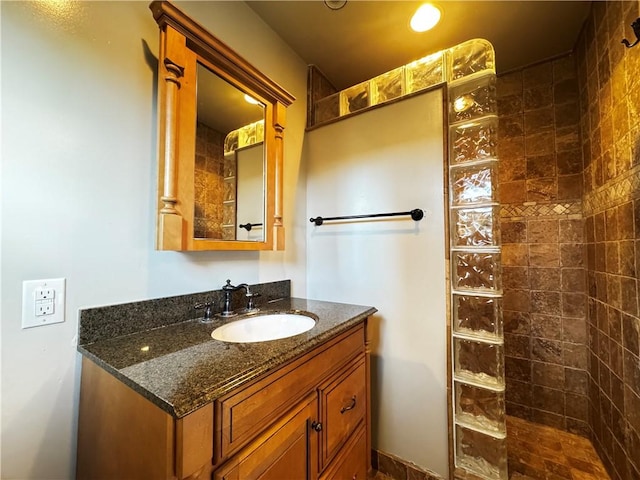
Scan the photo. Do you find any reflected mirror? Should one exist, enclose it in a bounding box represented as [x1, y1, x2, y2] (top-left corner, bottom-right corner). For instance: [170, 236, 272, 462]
[194, 63, 265, 241]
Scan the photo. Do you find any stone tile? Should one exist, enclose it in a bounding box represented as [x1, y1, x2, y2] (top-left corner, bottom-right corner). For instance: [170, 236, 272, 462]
[526, 178, 557, 202]
[504, 289, 531, 313]
[500, 155, 527, 182]
[503, 244, 529, 266]
[525, 108, 554, 135]
[528, 220, 559, 244]
[531, 291, 561, 315]
[504, 266, 530, 290]
[504, 311, 532, 335]
[562, 292, 586, 318]
[557, 174, 583, 201]
[501, 114, 525, 138]
[530, 268, 560, 291]
[531, 313, 562, 340]
[556, 149, 583, 175]
[530, 243, 560, 267]
[532, 338, 563, 364]
[560, 244, 584, 267]
[532, 361, 564, 388]
[503, 221, 527, 243]
[526, 154, 556, 179]
[525, 131, 555, 156]
[501, 181, 528, 203]
[561, 268, 585, 292]
[564, 368, 588, 395]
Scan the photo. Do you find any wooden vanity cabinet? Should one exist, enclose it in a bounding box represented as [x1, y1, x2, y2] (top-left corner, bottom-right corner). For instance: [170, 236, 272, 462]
[76, 321, 370, 480]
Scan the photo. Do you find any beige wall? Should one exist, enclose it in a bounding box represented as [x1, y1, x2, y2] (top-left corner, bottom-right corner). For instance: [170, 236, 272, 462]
[305, 90, 449, 477]
[0, 2, 307, 478]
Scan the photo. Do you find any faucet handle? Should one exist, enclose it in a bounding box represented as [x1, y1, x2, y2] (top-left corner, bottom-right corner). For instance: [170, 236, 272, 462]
[245, 291, 261, 312]
[222, 279, 235, 291]
[194, 302, 215, 322]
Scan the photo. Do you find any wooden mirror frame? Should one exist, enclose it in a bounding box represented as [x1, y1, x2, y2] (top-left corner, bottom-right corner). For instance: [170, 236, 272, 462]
[150, 1, 295, 251]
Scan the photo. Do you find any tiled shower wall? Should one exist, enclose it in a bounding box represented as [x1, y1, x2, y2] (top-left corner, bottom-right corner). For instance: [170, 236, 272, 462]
[497, 55, 590, 436]
[576, 1, 640, 479]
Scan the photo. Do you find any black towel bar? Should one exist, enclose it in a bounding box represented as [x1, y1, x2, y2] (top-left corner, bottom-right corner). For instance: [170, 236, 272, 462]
[309, 208, 424, 226]
[239, 222, 263, 231]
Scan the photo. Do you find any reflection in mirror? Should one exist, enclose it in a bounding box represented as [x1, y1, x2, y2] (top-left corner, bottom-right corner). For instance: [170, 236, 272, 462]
[194, 62, 265, 241]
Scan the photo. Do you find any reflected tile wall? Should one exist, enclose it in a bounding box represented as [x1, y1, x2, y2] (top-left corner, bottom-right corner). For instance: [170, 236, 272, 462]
[194, 122, 225, 239]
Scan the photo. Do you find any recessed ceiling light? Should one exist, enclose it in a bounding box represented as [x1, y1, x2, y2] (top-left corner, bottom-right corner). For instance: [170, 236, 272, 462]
[411, 3, 441, 32]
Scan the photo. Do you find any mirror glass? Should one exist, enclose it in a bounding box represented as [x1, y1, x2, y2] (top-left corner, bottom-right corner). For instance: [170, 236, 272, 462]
[194, 62, 265, 241]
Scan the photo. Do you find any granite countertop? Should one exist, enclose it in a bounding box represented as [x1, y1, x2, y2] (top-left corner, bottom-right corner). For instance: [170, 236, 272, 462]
[78, 297, 376, 418]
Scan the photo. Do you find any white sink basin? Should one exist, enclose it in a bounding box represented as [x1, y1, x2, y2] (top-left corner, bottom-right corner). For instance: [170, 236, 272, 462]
[211, 312, 316, 343]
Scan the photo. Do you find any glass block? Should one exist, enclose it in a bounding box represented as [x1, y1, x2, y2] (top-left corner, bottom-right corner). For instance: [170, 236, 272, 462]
[255, 120, 264, 143]
[448, 73, 497, 124]
[371, 67, 404, 105]
[224, 130, 238, 154]
[315, 92, 340, 124]
[451, 161, 497, 207]
[223, 154, 236, 178]
[340, 81, 370, 115]
[453, 251, 501, 292]
[455, 424, 508, 479]
[222, 203, 235, 226]
[455, 381, 506, 435]
[450, 116, 498, 164]
[446, 39, 495, 82]
[223, 178, 235, 202]
[451, 206, 499, 248]
[453, 294, 502, 338]
[405, 51, 445, 93]
[238, 123, 256, 148]
[454, 338, 504, 388]
[222, 226, 235, 240]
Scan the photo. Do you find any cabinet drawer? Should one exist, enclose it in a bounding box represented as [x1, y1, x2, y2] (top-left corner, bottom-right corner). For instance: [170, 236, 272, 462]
[319, 426, 367, 480]
[217, 325, 365, 461]
[319, 359, 366, 470]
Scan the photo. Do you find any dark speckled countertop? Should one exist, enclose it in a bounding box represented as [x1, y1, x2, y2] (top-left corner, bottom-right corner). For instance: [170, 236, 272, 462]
[78, 295, 376, 418]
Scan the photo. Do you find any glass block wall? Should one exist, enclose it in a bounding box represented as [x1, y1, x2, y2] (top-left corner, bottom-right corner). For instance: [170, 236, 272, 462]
[447, 40, 505, 480]
[311, 39, 504, 479]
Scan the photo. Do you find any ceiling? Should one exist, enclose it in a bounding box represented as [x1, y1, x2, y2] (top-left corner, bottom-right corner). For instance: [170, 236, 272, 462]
[247, 1, 592, 91]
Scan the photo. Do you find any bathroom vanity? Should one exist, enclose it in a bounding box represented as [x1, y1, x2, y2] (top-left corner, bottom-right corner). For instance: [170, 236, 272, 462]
[76, 292, 376, 480]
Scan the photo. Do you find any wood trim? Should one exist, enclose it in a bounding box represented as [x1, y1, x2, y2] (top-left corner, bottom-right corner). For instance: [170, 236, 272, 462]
[176, 404, 214, 479]
[149, 1, 294, 107]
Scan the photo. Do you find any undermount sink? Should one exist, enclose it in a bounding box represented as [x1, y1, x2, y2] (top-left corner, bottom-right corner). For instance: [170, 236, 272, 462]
[211, 312, 317, 343]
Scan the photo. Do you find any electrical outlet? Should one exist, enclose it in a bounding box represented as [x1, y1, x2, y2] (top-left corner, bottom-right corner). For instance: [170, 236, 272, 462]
[22, 278, 66, 329]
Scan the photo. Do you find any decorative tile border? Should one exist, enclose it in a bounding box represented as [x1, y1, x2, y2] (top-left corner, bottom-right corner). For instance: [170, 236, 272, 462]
[583, 165, 640, 216]
[500, 201, 582, 219]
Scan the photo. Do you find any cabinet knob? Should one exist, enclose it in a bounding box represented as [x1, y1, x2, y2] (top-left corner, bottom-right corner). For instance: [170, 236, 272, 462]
[311, 421, 323, 432]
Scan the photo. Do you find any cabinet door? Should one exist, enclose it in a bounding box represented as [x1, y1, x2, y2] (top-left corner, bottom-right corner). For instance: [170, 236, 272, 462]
[319, 358, 366, 470]
[319, 426, 367, 480]
[214, 394, 318, 480]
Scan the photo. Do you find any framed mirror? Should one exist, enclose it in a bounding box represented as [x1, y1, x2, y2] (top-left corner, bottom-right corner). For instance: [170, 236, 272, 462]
[150, 1, 295, 251]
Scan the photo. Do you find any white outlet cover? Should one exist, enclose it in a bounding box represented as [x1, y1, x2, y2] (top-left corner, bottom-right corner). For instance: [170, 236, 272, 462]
[22, 278, 66, 329]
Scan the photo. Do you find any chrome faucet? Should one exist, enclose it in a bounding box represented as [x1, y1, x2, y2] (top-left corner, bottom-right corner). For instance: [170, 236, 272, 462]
[220, 280, 260, 317]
